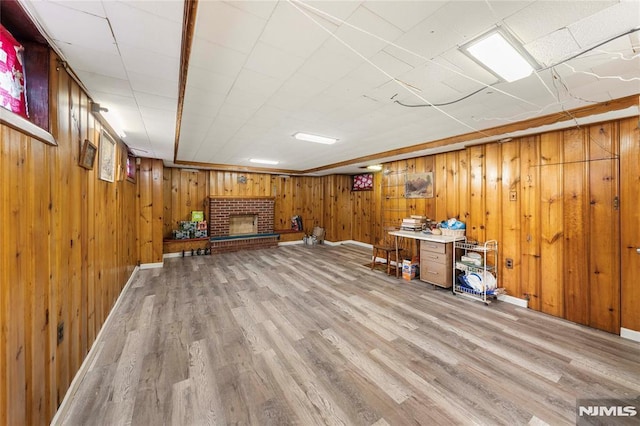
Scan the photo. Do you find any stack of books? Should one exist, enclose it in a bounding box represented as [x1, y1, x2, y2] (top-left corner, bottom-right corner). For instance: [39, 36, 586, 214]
[401, 215, 427, 231]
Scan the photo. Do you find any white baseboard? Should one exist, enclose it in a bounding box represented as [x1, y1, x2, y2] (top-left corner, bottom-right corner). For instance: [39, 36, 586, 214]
[163, 252, 183, 258]
[51, 266, 140, 425]
[339, 240, 373, 249]
[497, 294, 529, 308]
[278, 240, 304, 246]
[620, 327, 640, 342]
[140, 261, 164, 269]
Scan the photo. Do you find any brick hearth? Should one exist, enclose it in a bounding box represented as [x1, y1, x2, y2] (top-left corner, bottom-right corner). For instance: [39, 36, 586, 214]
[209, 196, 278, 252]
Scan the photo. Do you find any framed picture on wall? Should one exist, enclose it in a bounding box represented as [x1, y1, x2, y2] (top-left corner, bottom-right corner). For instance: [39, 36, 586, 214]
[405, 172, 434, 198]
[99, 130, 116, 182]
[352, 173, 373, 191]
[79, 139, 97, 170]
[126, 155, 136, 183]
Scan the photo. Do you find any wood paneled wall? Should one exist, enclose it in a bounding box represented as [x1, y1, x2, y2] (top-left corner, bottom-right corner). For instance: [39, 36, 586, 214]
[139, 158, 164, 264]
[372, 118, 636, 334]
[1, 51, 138, 424]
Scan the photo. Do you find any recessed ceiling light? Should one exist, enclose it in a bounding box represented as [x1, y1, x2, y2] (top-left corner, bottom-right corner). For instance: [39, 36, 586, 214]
[293, 132, 337, 145]
[366, 165, 382, 171]
[250, 158, 279, 165]
[461, 28, 539, 83]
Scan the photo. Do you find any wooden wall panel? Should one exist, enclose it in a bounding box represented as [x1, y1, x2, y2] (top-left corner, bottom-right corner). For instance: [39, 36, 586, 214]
[2, 52, 138, 424]
[619, 116, 640, 332]
[163, 168, 209, 238]
[445, 151, 460, 220]
[434, 154, 448, 221]
[484, 143, 501, 242]
[539, 132, 564, 317]
[587, 123, 620, 333]
[457, 150, 470, 225]
[562, 129, 589, 326]
[138, 159, 164, 263]
[499, 140, 521, 298]
[468, 145, 485, 243]
[519, 137, 541, 309]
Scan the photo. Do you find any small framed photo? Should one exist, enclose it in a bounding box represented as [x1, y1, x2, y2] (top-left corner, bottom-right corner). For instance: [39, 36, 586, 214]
[79, 139, 97, 170]
[126, 155, 136, 183]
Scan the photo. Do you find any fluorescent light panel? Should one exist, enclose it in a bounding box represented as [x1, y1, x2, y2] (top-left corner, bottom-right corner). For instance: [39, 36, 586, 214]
[250, 158, 279, 165]
[462, 29, 538, 83]
[293, 132, 337, 145]
[366, 165, 382, 171]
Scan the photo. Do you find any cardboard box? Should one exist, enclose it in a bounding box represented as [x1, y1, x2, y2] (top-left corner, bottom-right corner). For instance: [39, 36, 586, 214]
[402, 259, 418, 280]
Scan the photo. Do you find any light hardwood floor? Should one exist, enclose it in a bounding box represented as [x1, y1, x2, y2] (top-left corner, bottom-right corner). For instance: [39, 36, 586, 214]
[57, 244, 640, 425]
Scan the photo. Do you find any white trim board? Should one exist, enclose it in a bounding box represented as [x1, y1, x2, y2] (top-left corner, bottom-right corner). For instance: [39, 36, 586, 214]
[140, 261, 164, 269]
[51, 266, 140, 425]
[620, 327, 640, 343]
[497, 294, 529, 308]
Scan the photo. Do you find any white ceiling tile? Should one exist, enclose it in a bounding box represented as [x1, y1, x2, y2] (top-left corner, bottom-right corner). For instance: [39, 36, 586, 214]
[195, 1, 267, 53]
[50, 0, 107, 17]
[124, 0, 185, 23]
[483, 1, 534, 21]
[225, 87, 269, 110]
[189, 38, 247, 76]
[568, 1, 640, 49]
[75, 71, 133, 98]
[119, 45, 180, 82]
[29, 0, 115, 52]
[526, 28, 581, 67]
[90, 90, 137, 110]
[505, 1, 618, 44]
[277, 73, 331, 99]
[259, 1, 335, 58]
[297, 44, 363, 82]
[436, 1, 497, 42]
[244, 42, 306, 80]
[392, 12, 464, 62]
[128, 70, 178, 99]
[58, 44, 126, 79]
[185, 65, 236, 94]
[226, 0, 278, 20]
[305, 1, 363, 21]
[103, 1, 182, 57]
[363, 1, 444, 32]
[134, 92, 177, 112]
[182, 87, 226, 111]
[217, 103, 258, 122]
[332, 6, 405, 60]
[233, 68, 284, 98]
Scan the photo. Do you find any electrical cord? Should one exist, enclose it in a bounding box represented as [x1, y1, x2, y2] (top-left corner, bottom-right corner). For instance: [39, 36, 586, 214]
[392, 86, 489, 108]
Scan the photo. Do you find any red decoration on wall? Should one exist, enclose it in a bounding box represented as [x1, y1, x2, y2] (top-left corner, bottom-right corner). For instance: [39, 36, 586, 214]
[0, 24, 28, 118]
[352, 173, 373, 191]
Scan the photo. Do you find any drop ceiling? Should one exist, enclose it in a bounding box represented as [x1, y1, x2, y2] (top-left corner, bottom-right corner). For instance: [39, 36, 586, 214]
[18, 0, 640, 175]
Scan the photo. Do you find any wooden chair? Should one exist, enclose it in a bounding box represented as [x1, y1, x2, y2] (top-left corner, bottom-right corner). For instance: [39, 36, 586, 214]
[371, 227, 403, 276]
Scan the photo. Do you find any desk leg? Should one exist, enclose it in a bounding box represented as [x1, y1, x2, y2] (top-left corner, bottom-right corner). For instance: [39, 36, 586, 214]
[395, 235, 400, 278]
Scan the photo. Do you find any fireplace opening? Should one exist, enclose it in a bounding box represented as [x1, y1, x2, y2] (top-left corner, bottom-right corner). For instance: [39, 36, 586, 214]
[229, 214, 258, 236]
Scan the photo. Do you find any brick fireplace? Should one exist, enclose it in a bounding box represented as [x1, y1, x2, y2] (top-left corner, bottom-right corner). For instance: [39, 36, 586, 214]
[208, 196, 278, 253]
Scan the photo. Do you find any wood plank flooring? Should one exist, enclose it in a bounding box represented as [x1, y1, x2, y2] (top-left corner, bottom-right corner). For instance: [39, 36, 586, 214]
[56, 244, 640, 425]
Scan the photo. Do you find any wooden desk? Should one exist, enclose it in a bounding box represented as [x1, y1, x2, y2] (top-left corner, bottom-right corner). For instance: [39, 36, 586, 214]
[388, 231, 464, 282]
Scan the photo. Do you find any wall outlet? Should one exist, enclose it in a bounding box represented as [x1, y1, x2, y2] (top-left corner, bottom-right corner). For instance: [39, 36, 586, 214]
[509, 191, 517, 201]
[506, 258, 513, 269]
